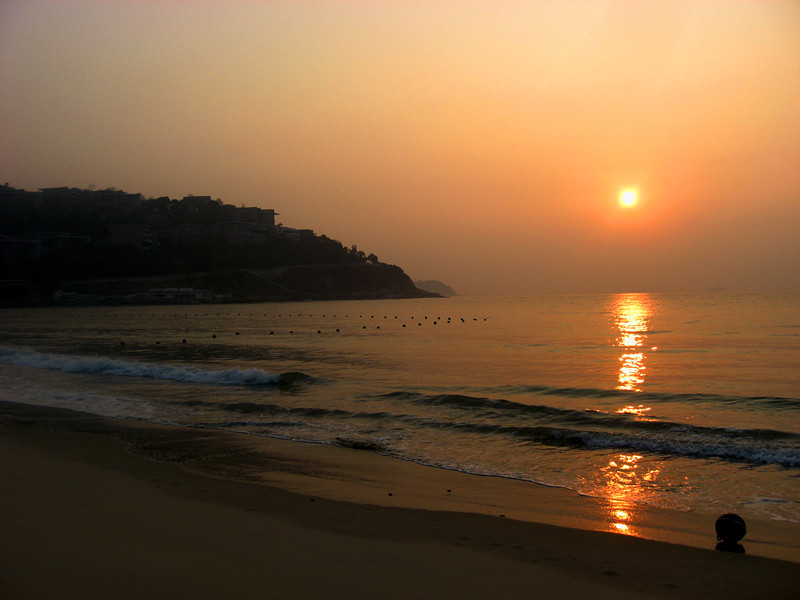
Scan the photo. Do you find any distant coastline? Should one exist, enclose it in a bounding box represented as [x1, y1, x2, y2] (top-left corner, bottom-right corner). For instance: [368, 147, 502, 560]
[39, 264, 440, 307]
[414, 280, 458, 297]
[0, 184, 439, 306]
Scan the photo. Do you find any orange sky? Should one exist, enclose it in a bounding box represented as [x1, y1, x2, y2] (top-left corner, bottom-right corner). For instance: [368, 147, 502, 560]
[2, 1, 798, 294]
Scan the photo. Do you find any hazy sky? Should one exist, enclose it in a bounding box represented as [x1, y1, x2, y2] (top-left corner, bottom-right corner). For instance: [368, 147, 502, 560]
[2, 1, 798, 295]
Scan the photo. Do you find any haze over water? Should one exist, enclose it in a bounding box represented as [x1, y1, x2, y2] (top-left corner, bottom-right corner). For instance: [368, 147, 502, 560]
[2, 1, 798, 295]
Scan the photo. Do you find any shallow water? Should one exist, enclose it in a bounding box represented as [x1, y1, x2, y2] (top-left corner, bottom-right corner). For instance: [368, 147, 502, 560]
[1, 292, 798, 524]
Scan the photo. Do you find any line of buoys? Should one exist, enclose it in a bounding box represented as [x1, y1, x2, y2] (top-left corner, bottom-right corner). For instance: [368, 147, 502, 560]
[129, 312, 489, 345]
[126, 311, 484, 322]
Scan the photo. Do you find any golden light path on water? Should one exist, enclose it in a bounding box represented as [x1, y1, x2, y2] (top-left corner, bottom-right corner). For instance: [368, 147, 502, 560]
[600, 453, 663, 536]
[599, 295, 664, 534]
[613, 294, 653, 392]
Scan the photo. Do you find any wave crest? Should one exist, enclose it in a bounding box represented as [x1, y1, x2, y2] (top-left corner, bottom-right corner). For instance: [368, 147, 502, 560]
[0, 346, 281, 386]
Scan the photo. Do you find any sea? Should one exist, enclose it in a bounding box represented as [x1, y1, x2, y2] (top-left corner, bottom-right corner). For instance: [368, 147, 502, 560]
[1, 293, 798, 526]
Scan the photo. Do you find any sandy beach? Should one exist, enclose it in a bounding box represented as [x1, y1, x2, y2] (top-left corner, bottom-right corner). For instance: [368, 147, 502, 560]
[1, 401, 798, 600]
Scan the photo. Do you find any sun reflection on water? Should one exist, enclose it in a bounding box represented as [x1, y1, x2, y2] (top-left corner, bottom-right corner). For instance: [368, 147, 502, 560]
[611, 294, 655, 392]
[599, 453, 663, 536]
[615, 404, 654, 420]
[598, 296, 667, 535]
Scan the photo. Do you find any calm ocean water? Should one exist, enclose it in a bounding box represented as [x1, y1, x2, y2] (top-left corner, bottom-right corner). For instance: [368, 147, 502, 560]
[1, 293, 798, 525]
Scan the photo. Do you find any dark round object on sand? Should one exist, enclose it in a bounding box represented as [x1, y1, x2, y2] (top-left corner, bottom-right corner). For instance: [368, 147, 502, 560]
[715, 513, 746, 543]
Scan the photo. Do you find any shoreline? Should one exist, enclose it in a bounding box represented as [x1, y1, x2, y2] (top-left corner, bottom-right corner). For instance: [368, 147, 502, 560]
[2, 401, 799, 598]
[1, 290, 442, 309]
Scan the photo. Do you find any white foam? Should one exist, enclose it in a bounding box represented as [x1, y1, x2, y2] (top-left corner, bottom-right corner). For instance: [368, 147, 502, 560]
[0, 346, 280, 386]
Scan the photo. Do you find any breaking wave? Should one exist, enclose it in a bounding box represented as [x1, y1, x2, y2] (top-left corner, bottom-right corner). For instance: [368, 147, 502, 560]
[178, 393, 800, 467]
[0, 346, 285, 386]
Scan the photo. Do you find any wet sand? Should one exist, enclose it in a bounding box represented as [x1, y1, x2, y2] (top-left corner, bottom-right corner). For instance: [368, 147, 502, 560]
[1, 401, 798, 599]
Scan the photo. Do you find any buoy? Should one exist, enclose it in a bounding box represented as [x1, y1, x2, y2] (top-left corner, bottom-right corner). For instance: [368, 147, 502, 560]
[715, 513, 746, 543]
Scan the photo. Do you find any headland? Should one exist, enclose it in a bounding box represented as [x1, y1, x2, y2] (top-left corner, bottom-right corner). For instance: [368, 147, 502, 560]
[0, 185, 438, 306]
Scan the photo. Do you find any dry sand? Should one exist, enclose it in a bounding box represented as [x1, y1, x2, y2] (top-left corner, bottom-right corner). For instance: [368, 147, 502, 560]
[1, 401, 798, 599]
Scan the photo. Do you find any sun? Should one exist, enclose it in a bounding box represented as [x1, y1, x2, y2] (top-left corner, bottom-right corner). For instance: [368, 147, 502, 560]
[619, 188, 638, 207]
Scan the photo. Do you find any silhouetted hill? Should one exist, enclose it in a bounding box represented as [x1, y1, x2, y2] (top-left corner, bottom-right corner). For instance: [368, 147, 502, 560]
[0, 184, 438, 305]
